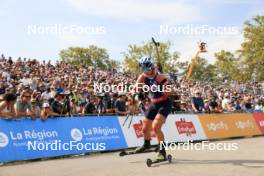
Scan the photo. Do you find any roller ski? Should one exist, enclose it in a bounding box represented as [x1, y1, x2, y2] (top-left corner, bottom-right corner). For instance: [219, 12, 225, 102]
[146, 152, 172, 167]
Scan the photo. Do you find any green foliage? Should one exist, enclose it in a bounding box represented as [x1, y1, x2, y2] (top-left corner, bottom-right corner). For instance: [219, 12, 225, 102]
[59, 45, 120, 70]
[191, 15, 264, 83]
[238, 15, 264, 81]
[189, 57, 217, 83]
[123, 41, 188, 74]
[58, 16, 264, 83]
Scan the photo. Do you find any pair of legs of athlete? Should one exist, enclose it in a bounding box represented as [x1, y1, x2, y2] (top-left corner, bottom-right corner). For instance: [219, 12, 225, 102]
[136, 99, 171, 159]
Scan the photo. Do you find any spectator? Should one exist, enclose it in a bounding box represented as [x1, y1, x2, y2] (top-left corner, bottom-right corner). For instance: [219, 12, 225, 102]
[15, 90, 36, 119]
[127, 95, 140, 114]
[244, 98, 253, 112]
[31, 98, 41, 119]
[204, 99, 210, 112]
[227, 100, 236, 112]
[0, 54, 263, 117]
[51, 92, 69, 116]
[191, 90, 204, 112]
[235, 99, 242, 111]
[171, 94, 181, 112]
[40, 103, 59, 121]
[222, 93, 230, 111]
[208, 95, 219, 113]
[114, 93, 128, 115]
[179, 100, 189, 112]
[83, 97, 96, 114]
[41, 86, 53, 102]
[106, 93, 118, 113]
[69, 98, 78, 115]
[94, 95, 107, 114]
[0, 82, 5, 94]
[254, 100, 263, 112]
[0, 93, 17, 118]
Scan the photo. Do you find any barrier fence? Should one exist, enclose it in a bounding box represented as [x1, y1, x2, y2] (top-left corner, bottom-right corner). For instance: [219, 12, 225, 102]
[0, 113, 263, 162]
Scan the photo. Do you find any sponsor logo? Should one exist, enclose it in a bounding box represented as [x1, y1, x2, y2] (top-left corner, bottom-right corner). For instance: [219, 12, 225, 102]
[259, 120, 264, 127]
[133, 122, 156, 138]
[71, 128, 83, 141]
[207, 121, 228, 131]
[235, 120, 254, 129]
[175, 118, 196, 136]
[0, 132, 9, 148]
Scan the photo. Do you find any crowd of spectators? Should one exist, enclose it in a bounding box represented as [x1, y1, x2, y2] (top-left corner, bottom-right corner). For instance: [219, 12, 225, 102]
[0, 54, 263, 120]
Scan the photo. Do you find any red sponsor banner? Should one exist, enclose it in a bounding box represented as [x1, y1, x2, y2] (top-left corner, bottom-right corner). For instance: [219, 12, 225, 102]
[175, 118, 196, 136]
[252, 113, 264, 134]
[133, 123, 156, 138]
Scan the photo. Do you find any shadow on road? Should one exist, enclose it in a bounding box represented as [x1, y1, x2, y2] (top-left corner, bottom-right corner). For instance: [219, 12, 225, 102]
[151, 159, 264, 168]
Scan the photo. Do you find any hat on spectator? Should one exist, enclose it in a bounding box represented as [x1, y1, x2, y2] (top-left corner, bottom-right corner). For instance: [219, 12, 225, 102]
[42, 103, 50, 108]
[55, 92, 65, 97]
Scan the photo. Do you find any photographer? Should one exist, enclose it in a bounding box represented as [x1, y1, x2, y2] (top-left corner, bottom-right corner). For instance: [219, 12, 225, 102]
[51, 92, 70, 116]
[93, 92, 107, 115]
[106, 93, 118, 113]
[83, 96, 96, 114]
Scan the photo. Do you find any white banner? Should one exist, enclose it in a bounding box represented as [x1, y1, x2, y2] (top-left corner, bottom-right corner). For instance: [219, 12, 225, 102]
[163, 114, 207, 143]
[117, 115, 158, 148]
[118, 114, 207, 148]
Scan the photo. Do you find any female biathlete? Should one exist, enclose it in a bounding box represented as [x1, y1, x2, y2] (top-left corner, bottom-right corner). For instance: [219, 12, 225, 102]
[132, 56, 172, 160]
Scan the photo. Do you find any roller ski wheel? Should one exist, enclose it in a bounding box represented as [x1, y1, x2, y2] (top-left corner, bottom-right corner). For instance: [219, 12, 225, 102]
[146, 154, 173, 167]
[119, 150, 127, 157]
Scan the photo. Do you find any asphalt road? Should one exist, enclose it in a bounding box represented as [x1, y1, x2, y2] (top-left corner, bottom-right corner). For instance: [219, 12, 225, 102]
[1, 137, 264, 176]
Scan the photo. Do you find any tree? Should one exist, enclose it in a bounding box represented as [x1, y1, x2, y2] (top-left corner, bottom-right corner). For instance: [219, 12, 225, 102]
[238, 15, 264, 81]
[188, 57, 217, 83]
[213, 50, 244, 82]
[123, 40, 188, 75]
[59, 45, 120, 70]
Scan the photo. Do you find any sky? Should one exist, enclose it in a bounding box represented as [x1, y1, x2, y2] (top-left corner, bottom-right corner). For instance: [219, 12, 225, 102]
[0, 0, 263, 64]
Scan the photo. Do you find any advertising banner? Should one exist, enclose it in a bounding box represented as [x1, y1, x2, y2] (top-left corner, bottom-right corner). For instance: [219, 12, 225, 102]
[118, 115, 158, 148]
[252, 113, 264, 134]
[164, 114, 207, 142]
[118, 114, 207, 147]
[0, 116, 127, 162]
[198, 113, 261, 139]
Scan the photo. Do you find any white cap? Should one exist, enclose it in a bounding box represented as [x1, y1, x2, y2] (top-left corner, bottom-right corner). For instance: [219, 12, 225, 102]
[224, 92, 229, 98]
[42, 103, 50, 108]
